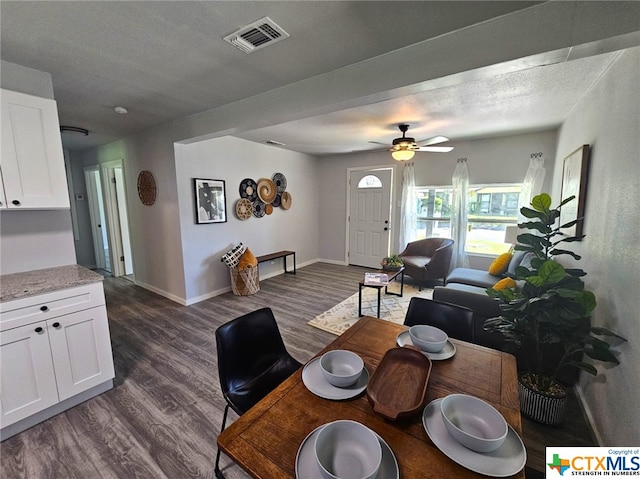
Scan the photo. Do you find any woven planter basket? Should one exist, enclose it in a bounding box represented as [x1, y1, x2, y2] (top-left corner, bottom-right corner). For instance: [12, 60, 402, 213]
[230, 265, 260, 296]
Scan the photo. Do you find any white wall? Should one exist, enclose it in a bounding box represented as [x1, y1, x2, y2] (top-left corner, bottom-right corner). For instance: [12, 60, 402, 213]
[175, 136, 319, 303]
[0, 61, 77, 275]
[76, 123, 187, 301]
[317, 130, 557, 267]
[552, 47, 639, 445]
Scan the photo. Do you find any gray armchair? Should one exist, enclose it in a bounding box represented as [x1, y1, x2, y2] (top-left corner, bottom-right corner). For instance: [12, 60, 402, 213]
[398, 238, 454, 290]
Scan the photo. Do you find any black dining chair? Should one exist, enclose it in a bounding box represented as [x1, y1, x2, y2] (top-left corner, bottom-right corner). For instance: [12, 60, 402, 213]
[214, 307, 303, 478]
[403, 297, 475, 343]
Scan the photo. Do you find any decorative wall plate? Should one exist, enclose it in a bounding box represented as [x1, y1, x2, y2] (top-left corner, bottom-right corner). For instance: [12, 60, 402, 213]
[265, 203, 274, 215]
[239, 178, 258, 201]
[137, 170, 156, 205]
[272, 172, 287, 193]
[281, 191, 292, 210]
[235, 198, 253, 220]
[252, 199, 266, 218]
[272, 194, 282, 208]
[257, 178, 277, 204]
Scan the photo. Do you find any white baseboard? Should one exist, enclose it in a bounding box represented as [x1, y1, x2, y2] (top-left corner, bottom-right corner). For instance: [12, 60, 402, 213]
[134, 258, 341, 306]
[134, 280, 189, 305]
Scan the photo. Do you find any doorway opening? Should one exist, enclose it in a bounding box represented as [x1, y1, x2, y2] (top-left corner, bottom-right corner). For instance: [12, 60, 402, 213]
[84, 160, 133, 278]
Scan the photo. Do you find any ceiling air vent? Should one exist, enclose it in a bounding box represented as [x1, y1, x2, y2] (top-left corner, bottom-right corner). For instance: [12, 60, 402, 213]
[223, 17, 289, 54]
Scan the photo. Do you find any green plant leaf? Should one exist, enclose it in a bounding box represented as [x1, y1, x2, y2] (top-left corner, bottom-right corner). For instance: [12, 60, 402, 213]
[531, 193, 551, 212]
[559, 195, 576, 207]
[590, 327, 627, 341]
[564, 268, 587, 277]
[576, 290, 597, 313]
[538, 260, 566, 284]
[584, 345, 620, 364]
[559, 218, 580, 229]
[519, 221, 551, 235]
[564, 360, 598, 376]
[519, 207, 546, 220]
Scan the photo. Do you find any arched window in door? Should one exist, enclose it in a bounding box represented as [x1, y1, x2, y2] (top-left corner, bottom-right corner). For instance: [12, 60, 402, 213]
[357, 175, 383, 188]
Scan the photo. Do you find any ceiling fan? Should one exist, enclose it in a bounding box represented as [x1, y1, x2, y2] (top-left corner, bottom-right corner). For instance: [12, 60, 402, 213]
[373, 124, 454, 161]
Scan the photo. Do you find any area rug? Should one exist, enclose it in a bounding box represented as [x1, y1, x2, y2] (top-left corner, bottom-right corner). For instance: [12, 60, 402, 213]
[308, 283, 433, 336]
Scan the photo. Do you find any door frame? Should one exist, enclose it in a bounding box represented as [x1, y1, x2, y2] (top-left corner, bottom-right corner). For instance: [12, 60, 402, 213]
[84, 166, 108, 271]
[345, 165, 396, 265]
[100, 160, 133, 278]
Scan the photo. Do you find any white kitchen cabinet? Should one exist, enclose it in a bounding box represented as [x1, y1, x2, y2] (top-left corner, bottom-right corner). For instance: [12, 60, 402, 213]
[0, 281, 114, 437]
[0, 88, 70, 209]
[0, 322, 60, 426]
[48, 307, 115, 401]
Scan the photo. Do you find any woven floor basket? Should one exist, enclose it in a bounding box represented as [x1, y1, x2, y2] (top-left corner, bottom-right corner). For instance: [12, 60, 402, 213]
[230, 265, 260, 296]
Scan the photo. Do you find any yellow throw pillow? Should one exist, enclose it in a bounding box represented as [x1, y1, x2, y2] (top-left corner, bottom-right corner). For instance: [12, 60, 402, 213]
[488, 252, 513, 276]
[237, 247, 258, 271]
[493, 277, 517, 290]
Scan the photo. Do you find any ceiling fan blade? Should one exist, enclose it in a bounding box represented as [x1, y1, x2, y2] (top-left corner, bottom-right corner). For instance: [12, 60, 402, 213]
[368, 141, 389, 146]
[416, 146, 455, 153]
[419, 135, 450, 147]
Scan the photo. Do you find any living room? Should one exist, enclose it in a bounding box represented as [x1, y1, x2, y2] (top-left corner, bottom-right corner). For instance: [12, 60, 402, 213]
[1, 0, 638, 468]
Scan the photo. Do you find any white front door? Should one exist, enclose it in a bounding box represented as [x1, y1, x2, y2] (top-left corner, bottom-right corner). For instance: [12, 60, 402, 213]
[348, 168, 393, 268]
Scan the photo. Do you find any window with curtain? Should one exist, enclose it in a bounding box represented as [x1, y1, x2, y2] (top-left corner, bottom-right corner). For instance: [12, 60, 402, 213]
[414, 184, 522, 255]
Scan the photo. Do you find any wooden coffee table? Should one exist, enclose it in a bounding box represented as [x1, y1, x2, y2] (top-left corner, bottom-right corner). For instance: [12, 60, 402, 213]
[358, 267, 405, 318]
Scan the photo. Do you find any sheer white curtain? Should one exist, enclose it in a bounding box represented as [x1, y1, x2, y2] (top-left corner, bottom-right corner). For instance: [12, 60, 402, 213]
[450, 158, 469, 269]
[518, 153, 546, 222]
[399, 163, 416, 253]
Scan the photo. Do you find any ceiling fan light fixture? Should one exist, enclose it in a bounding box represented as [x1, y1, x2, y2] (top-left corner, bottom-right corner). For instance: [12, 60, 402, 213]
[392, 149, 415, 161]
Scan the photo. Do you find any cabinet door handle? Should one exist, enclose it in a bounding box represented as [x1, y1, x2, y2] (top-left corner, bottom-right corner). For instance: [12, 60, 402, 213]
[11, 200, 21, 206]
[35, 327, 43, 333]
[52, 322, 61, 328]
[40, 305, 49, 312]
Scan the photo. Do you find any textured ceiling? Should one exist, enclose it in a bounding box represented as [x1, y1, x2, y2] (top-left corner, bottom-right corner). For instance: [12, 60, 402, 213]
[0, 1, 630, 155]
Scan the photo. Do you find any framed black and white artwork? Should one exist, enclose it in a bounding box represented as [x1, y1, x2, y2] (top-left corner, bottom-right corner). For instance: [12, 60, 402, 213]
[559, 145, 589, 238]
[194, 178, 227, 224]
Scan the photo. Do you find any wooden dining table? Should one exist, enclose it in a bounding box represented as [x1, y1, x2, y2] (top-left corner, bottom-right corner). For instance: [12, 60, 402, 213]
[217, 316, 525, 479]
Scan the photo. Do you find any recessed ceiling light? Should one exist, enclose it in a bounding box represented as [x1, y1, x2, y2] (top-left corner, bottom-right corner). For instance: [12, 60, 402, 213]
[60, 126, 89, 136]
[114, 106, 128, 114]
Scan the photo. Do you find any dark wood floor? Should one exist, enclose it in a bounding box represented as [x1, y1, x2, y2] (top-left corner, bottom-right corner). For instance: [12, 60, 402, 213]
[1, 262, 595, 478]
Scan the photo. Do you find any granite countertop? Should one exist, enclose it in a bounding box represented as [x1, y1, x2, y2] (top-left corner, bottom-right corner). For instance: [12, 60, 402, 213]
[0, 264, 104, 303]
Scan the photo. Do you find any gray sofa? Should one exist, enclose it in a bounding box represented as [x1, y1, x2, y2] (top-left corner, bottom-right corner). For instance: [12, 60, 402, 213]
[433, 250, 531, 350]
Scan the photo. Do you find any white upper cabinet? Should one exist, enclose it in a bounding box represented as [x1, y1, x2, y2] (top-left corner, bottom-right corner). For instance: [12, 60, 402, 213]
[1, 89, 70, 209]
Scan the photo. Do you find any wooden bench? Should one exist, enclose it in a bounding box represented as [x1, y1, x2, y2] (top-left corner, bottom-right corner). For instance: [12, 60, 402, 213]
[256, 250, 296, 275]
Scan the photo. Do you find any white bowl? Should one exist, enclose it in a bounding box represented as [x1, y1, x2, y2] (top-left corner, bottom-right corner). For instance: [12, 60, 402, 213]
[314, 420, 382, 479]
[320, 350, 364, 388]
[409, 325, 448, 353]
[440, 394, 508, 453]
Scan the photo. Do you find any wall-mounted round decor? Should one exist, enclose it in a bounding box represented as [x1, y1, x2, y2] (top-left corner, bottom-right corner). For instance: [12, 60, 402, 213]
[252, 199, 266, 218]
[235, 198, 252, 220]
[281, 191, 292, 210]
[272, 172, 287, 193]
[137, 170, 156, 205]
[239, 178, 258, 201]
[257, 178, 277, 204]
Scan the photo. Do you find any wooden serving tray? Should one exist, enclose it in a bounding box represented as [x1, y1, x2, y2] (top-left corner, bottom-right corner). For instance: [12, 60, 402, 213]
[366, 346, 432, 421]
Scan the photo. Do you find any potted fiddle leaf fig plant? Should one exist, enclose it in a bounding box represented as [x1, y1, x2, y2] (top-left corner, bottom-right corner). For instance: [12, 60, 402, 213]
[484, 193, 625, 425]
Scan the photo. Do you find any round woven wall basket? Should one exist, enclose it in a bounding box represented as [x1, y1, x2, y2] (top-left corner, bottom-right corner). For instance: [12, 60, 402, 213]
[137, 170, 156, 205]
